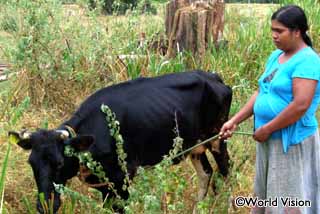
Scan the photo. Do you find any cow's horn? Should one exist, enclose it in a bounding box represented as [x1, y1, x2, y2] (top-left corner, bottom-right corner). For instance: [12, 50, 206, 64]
[56, 130, 69, 139]
[20, 130, 31, 139]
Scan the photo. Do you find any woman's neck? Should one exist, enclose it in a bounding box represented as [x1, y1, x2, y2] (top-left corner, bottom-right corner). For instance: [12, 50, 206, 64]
[283, 41, 307, 57]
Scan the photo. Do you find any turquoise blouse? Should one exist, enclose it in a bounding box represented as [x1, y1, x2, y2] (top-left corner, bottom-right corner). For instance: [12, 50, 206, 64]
[253, 47, 320, 153]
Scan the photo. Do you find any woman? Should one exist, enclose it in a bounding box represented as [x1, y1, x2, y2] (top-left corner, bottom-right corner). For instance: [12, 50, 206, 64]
[220, 5, 320, 214]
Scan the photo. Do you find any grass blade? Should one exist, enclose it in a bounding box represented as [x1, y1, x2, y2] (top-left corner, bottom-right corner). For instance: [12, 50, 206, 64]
[0, 144, 11, 214]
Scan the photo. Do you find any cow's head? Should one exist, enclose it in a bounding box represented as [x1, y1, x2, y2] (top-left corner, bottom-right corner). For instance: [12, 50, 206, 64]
[8, 129, 94, 214]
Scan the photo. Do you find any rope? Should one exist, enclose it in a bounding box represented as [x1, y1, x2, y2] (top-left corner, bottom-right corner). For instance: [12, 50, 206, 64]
[171, 131, 253, 159]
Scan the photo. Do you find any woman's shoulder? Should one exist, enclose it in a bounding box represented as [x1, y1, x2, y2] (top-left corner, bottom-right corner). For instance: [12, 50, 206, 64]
[290, 47, 320, 80]
[296, 47, 320, 64]
[303, 47, 320, 58]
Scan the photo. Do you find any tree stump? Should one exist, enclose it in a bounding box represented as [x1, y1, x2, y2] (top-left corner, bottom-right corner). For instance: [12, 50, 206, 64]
[165, 0, 225, 58]
[165, 0, 191, 38]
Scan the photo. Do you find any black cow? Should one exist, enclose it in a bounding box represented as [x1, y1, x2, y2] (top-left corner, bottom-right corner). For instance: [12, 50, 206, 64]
[9, 70, 232, 213]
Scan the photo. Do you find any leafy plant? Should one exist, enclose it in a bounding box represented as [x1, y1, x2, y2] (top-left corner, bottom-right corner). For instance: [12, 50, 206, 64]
[101, 104, 130, 190]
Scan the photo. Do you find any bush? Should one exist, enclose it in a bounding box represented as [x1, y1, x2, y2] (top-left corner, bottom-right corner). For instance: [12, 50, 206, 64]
[89, 0, 156, 15]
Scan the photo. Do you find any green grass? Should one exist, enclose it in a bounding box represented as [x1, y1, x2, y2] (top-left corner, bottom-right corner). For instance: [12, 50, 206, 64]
[0, 144, 11, 214]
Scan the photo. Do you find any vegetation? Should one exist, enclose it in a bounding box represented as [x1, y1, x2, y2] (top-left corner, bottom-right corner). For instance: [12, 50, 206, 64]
[88, 0, 157, 15]
[0, 0, 319, 213]
[225, 0, 279, 3]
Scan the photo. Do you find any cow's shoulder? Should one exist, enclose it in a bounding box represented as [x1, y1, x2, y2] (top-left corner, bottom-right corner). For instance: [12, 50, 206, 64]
[190, 70, 224, 84]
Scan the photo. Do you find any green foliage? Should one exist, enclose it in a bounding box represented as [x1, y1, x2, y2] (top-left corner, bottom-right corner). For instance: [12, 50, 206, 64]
[22, 197, 35, 214]
[63, 146, 122, 212]
[136, 0, 157, 15]
[0, 0, 114, 110]
[0, 95, 30, 135]
[0, 144, 11, 214]
[101, 104, 130, 190]
[9, 97, 30, 126]
[59, 104, 134, 211]
[0, 95, 30, 212]
[64, 146, 115, 188]
[54, 183, 112, 214]
[89, 0, 157, 15]
[38, 192, 55, 214]
[124, 135, 186, 213]
[225, 0, 279, 3]
[0, 14, 18, 33]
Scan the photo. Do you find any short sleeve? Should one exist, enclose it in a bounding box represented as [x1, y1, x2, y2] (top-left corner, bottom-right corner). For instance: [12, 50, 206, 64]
[292, 51, 320, 81]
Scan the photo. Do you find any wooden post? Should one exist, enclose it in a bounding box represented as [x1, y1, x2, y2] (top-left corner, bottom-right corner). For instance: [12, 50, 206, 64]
[165, 0, 225, 58]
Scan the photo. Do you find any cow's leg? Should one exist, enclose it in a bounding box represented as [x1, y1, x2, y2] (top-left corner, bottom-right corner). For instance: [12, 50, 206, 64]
[190, 152, 213, 214]
[210, 139, 229, 177]
[208, 139, 229, 194]
[190, 152, 213, 201]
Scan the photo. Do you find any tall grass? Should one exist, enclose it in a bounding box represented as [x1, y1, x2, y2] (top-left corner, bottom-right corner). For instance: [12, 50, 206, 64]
[0, 95, 30, 214]
[0, 144, 11, 214]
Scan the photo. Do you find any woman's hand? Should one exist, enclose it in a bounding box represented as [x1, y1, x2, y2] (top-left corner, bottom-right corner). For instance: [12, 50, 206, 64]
[219, 119, 237, 139]
[253, 126, 272, 143]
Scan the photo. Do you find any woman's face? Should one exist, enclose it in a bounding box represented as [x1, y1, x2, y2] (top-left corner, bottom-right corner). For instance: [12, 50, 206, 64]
[271, 20, 297, 52]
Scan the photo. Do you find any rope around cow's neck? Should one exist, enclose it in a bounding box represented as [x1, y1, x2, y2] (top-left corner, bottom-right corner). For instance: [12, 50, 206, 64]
[171, 131, 253, 160]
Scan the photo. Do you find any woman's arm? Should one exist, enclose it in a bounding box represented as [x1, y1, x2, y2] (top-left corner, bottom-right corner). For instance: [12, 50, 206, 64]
[254, 78, 318, 142]
[220, 90, 259, 139]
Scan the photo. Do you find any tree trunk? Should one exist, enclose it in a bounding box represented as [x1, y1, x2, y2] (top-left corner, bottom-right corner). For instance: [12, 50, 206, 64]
[165, 0, 191, 39]
[165, 0, 225, 58]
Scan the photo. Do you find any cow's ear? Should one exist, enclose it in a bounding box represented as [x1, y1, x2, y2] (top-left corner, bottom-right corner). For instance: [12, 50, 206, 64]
[8, 131, 32, 150]
[67, 135, 95, 152]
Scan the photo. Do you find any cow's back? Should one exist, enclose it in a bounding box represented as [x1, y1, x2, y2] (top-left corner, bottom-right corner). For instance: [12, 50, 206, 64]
[62, 71, 231, 165]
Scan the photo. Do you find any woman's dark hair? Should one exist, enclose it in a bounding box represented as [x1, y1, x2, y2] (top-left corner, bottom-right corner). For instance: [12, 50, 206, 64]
[271, 5, 312, 47]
